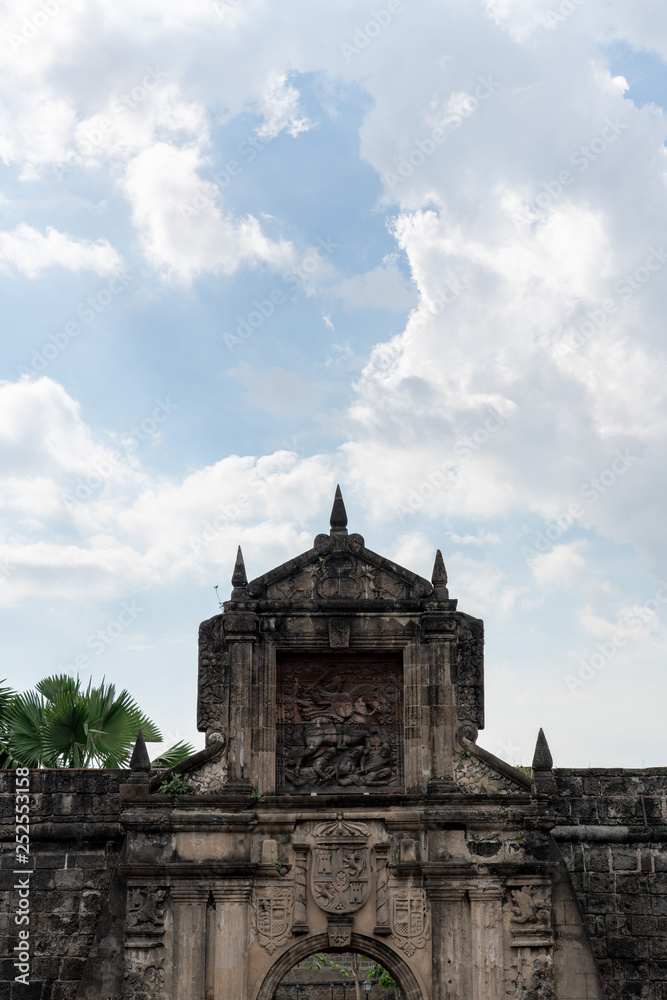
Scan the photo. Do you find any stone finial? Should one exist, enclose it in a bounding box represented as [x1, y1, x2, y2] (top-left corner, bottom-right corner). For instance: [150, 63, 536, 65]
[329, 485, 348, 534]
[432, 549, 449, 598]
[231, 546, 248, 598]
[128, 729, 151, 784]
[532, 728, 553, 771]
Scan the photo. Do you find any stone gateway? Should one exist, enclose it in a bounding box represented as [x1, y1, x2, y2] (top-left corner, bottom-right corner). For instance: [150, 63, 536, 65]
[2, 487, 667, 1000]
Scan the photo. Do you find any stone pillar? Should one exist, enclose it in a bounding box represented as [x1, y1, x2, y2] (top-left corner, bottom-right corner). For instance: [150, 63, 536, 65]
[468, 884, 505, 1000]
[291, 844, 309, 934]
[212, 879, 252, 999]
[374, 844, 391, 935]
[422, 620, 458, 792]
[171, 884, 208, 1000]
[222, 611, 257, 791]
[428, 885, 466, 1000]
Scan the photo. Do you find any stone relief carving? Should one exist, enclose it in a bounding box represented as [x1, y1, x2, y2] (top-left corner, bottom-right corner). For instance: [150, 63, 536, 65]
[251, 885, 293, 954]
[455, 617, 484, 731]
[264, 552, 415, 603]
[510, 886, 551, 927]
[277, 657, 403, 794]
[126, 887, 167, 932]
[390, 888, 430, 957]
[506, 948, 554, 999]
[124, 887, 168, 1000]
[311, 842, 371, 914]
[188, 756, 228, 794]
[454, 753, 521, 795]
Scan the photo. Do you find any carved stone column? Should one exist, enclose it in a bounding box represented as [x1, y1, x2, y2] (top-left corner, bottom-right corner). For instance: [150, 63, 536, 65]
[373, 844, 391, 935]
[223, 611, 257, 791]
[124, 884, 169, 1000]
[171, 884, 208, 1000]
[291, 844, 309, 934]
[468, 884, 504, 1000]
[427, 884, 467, 1000]
[422, 616, 458, 793]
[212, 879, 253, 999]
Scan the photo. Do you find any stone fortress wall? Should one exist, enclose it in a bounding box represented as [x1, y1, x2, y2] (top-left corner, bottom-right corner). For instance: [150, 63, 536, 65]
[1, 766, 666, 999]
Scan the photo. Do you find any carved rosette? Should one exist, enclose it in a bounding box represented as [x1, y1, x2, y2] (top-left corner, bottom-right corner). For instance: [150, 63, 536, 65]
[124, 886, 168, 1000]
[390, 888, 430, 957]
[251, 885, 293, 955]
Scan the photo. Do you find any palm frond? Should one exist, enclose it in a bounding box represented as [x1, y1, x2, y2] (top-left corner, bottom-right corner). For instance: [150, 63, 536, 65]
[150, 741, 195, 768]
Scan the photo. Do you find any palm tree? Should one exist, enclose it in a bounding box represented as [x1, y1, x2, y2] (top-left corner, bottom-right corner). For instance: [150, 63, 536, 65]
[0, 674, 193, 769]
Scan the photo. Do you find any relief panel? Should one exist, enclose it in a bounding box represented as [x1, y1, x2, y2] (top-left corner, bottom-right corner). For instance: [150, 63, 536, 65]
[276, 653, 404, 794]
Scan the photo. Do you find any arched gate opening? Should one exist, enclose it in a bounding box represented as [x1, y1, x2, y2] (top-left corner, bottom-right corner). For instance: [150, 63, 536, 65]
[254, 933, 425, 1000]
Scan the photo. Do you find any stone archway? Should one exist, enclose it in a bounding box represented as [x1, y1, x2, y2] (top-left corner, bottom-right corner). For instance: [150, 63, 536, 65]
[254, 932, 426, 1000]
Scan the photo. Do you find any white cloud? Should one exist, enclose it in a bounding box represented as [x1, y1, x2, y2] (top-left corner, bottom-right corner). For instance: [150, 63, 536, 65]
[122, 142, 296, 283]
[529, 540, 589, 587]
[255, 72, 313, 139]
[0, 225, 123, 277]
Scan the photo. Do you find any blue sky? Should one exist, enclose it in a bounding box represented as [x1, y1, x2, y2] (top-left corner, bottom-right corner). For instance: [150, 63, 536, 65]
[1, 0, 667, 767]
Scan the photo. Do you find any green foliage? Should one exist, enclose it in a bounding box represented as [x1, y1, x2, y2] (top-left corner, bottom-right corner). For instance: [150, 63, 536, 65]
[0, 674, 185, 769]
[214, 584, 223, 609]
[159, 774, 193, 796]
[459, 749, 471, 758]
[366, 961, 397, 989]
[150, 741, 194, 768]
[250, 789, 263, 802]
[514, 764, 532, 776]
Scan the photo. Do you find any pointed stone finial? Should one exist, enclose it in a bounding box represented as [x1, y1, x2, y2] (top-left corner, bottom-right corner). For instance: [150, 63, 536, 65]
[431, 549, 449, 599]
[432, 549, 448, 585]
[532, 728, 553, 771]
[329, 485, 348, 534]
[128, 729, 151, 783]
[231, 545, 248, 588]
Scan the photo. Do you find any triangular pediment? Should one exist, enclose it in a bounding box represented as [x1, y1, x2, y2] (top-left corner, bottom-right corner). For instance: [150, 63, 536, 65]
[246, 533, 433, 602]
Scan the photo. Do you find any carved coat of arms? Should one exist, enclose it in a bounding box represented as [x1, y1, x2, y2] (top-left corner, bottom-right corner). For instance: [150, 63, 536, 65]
[311, 842, 371, 914]
[251, 885, 293, 954]
[390, 888, 429, 956]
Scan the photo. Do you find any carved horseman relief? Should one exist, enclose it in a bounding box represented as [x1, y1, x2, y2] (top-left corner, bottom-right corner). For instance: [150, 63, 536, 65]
[276, 654, 404, 794]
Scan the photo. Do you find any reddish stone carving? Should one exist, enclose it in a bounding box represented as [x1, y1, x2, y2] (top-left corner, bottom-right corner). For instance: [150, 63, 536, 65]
[276, 654, 404, 794]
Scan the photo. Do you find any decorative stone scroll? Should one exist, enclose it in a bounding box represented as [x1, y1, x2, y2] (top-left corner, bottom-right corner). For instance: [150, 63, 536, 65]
[251, 885, 293, 954]
[454, 616, 484, 736]
[390, 888, 430, 957]
[454, 752, 522, 795]
[276, 654, 404, 794]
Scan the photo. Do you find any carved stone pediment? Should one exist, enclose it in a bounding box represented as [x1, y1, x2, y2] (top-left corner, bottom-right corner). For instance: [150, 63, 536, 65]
[454, 752, 526, 795]
[246, 532, 433, 603]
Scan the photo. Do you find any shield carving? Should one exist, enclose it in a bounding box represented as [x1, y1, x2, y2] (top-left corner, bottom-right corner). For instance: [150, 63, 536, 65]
[390, 889, 429, 956]
[311, 843, 371, 914]
[251, 886, 293, 954]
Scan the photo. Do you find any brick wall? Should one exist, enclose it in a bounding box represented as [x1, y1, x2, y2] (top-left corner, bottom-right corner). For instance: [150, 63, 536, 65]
[0, 769, 127, 1000]
[554, 768, 667, 1000]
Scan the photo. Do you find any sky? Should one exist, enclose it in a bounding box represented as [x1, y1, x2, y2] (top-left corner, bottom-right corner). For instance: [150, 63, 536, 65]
[1, 0, 667, 769]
